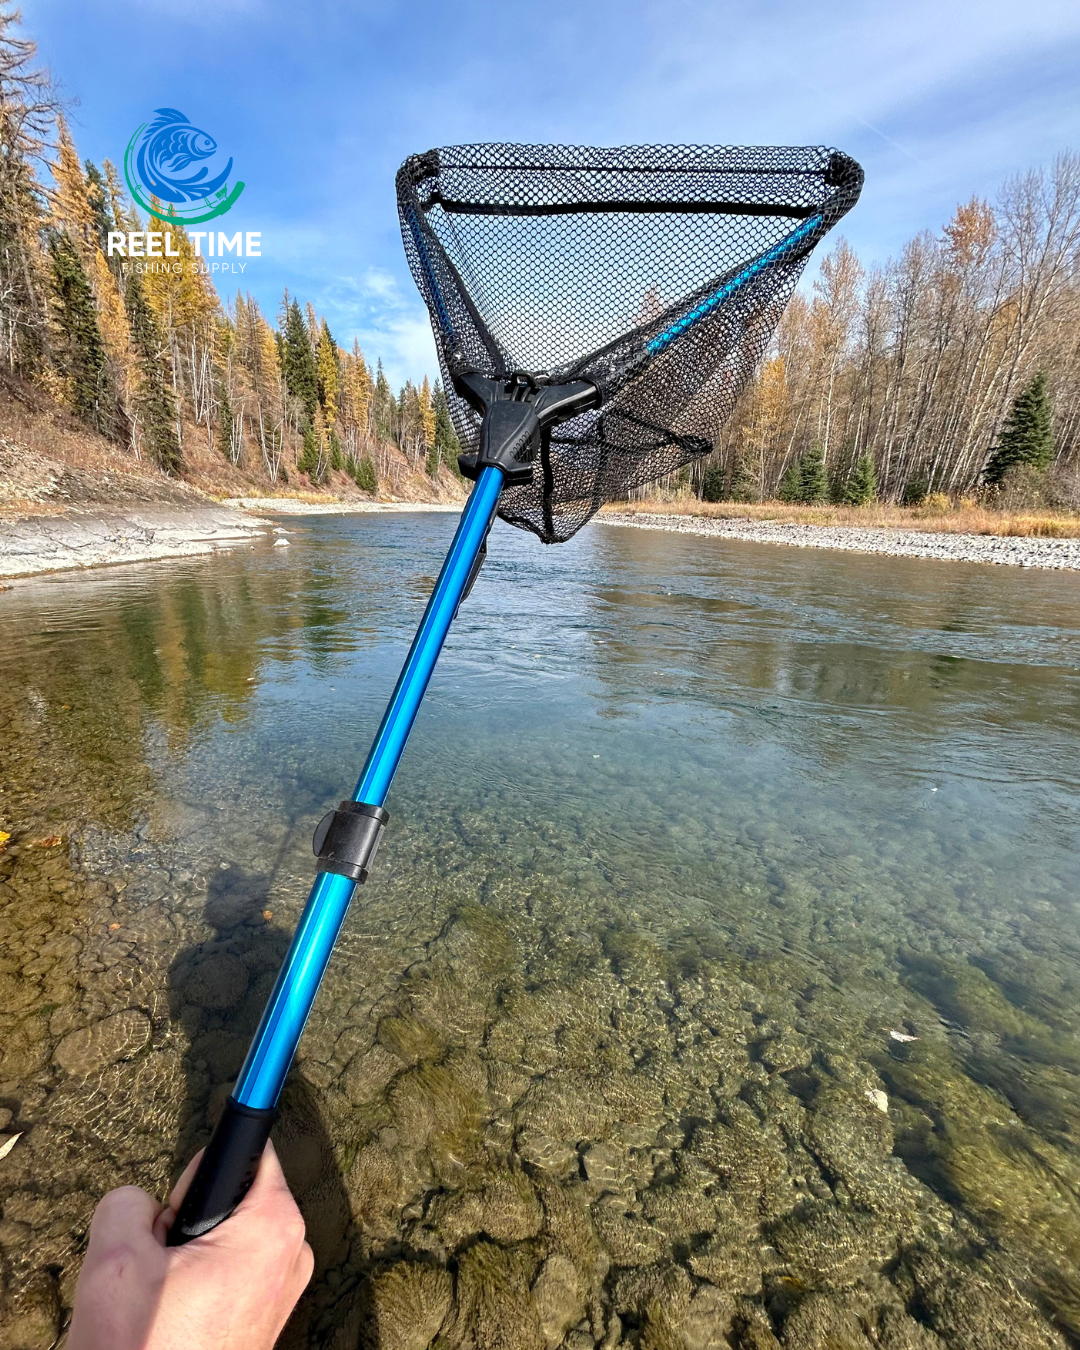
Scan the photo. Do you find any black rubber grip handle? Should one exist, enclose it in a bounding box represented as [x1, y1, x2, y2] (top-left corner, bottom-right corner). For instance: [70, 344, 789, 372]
[167, 1097, 276, 1245]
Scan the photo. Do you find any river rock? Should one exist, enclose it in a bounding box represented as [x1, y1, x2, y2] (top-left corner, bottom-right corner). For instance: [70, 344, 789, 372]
[363, 1262, 452, 1350]
[52, 1009, 150, 1076]
[181, 951, 249, 1010]
[531, 1254, 583, 1348]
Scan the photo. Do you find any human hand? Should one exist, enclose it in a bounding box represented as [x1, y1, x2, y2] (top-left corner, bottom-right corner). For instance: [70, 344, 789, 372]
[68, 1140, 313, 1350]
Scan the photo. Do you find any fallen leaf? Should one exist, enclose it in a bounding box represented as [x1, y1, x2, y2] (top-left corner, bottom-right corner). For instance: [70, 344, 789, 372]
[0, 830, 10, 852]
[109, 923, 121, 931]
[0, 1133, 22, 1162]
[263, 910, 273, 921]
[34, 836, 62, 848]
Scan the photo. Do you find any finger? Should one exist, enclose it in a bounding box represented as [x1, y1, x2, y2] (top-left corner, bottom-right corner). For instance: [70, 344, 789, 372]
[155, 1148, 207, 1244]
[217, 1141, 307, 1253]
[166, 1148, 205, 1214]
[87, 1185, 162, 1252]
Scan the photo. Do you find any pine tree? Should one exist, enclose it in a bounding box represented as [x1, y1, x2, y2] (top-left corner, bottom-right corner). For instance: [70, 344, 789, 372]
[902, 472, 929, 506]
[778, 458, 802, 502]
[983, 371, 1055, 485]
[298, 424, 320, 478]
[700, 463, 725, 502]
[47, 230, 115, 435]
[797, 443, 828, 503]
[329, 428, 344, 471]
[373, 360, 394, 443]
[280, 298, 318, 418]
[125, 268, 181, 472]
[84, 160, 111, 253]
[432, 381, 461, 475]
[729, 457, 757, 503]
[355, 453, 377, 494]
[841, 452, 877, 505]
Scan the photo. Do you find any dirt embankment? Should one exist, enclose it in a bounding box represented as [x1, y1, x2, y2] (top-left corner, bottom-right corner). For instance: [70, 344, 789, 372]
[0, 376, 466, 579]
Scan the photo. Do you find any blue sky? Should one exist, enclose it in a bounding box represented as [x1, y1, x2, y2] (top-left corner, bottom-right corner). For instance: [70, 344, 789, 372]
[21, 0, 1080, 389]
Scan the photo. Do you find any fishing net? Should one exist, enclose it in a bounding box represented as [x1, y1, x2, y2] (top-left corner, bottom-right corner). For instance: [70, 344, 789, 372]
[397, 143, 862, 543]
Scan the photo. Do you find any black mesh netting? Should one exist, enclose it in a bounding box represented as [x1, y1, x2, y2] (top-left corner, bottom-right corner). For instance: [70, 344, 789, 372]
[397, 143, 863, 543]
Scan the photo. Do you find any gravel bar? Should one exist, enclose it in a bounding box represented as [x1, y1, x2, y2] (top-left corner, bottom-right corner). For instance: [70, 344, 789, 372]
[599, 511, 1080, 570]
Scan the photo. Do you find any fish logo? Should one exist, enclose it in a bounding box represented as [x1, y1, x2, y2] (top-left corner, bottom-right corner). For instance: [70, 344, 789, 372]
[124, 109, 245, 225]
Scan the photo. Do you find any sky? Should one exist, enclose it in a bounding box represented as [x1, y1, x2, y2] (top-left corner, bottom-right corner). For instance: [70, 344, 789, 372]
[19, 0, 1080, 390]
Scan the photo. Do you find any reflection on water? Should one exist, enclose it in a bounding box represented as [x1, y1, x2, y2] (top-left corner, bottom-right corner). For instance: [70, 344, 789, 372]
[1, 515, 1080, 1348]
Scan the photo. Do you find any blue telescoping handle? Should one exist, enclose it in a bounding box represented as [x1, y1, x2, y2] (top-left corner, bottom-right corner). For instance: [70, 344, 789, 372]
[167, 466, 504, 1244]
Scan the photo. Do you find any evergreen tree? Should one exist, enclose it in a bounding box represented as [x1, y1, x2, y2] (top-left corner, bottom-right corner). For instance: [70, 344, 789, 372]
[124, 268, 181, 472]
[432, 381, 461, 475]
[729, 457, 757, 503]
[778, 458, 802, 503]
[355, 453, 377, 494]
[373, 360, 394, 444]
[841, 452, 877, 505]
[48, 230, 115, 436]
[983, 371, 1054, 485]
[798, 442, 828, 503]
[298, 424, 321, 479]
[216, 374, 234, 461]
[902, 471, 928, 506]
[83, 160, 111, 254]
[280, 298, 318, 418]
[700, 463, 725, 502]
[329, 428, 344, 471]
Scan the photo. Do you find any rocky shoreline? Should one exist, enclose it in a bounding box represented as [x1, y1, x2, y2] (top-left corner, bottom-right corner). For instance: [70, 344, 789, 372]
[600, 511, 1080, 570]
[0, 504, 268, 580]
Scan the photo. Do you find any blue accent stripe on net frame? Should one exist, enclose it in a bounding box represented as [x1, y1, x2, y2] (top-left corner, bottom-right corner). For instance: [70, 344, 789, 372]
[404, 202, 455, 341]
[646, 213, 823, 356]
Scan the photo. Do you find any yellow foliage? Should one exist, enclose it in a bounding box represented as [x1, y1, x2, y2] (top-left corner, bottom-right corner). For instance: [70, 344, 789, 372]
[88, 248, 135, 399]
[143, 212, 219, 334]
[49, 116, 94, 248]
[419, 374, 435, 449]
[316, 322, 339, 427]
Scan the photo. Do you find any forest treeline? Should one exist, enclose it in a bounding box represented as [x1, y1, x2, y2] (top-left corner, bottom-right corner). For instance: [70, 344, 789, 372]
[3, 10, 1080, 509]
[705, 158, 1080, 508]
[0, 10, 460, 491]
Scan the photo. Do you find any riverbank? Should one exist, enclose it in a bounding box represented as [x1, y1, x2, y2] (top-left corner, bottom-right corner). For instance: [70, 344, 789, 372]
[0, 504, 270, 579]
[599, 509, 1080, 570]
[223, 496, 461, 515]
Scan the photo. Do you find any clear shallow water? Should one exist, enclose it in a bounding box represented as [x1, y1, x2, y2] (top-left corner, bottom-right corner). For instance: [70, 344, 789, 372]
[1, 514, 1079, 1349]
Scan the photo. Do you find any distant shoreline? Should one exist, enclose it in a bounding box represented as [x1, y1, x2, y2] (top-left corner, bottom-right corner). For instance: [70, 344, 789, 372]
[598, 511, 1080, 571]
[222, 497, 461, 516]
[0, 497, 461, 581]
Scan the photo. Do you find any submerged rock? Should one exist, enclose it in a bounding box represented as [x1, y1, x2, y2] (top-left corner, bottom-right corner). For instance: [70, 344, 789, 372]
[52, 1009, 150, 1076]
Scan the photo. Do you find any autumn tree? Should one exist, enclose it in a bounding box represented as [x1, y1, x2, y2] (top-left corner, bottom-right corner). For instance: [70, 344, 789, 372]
[0, 8, 56, 373]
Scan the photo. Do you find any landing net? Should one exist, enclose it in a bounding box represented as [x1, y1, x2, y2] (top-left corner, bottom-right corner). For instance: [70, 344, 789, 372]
[398, 144, 863, 542]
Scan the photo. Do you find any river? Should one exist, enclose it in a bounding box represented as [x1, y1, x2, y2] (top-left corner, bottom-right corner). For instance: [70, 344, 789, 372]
[1, 512, 1078, 1348]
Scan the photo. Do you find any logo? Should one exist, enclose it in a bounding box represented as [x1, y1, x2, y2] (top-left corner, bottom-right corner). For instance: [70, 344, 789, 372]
[124, 108, 244, 225]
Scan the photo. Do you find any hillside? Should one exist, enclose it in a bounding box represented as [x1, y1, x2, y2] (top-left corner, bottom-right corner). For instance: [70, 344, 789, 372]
[0, 373, 466, 518]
